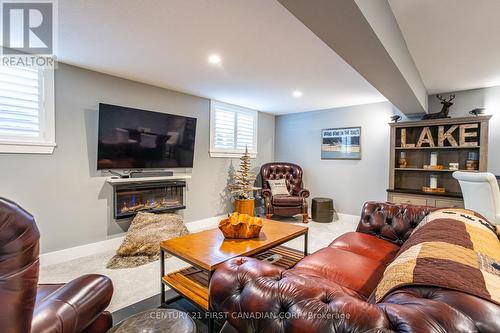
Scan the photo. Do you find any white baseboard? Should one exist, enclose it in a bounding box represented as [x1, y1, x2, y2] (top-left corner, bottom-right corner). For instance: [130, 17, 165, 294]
[39, 236, 126, 267]
[39, 213, 358, 267]
[39, 215, 224, 267]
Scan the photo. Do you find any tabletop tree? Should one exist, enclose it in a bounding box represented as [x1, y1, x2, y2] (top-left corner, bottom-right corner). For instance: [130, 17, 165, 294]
[228, 146, 260, 215]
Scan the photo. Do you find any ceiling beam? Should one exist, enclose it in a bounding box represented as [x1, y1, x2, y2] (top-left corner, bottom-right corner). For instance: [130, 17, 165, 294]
[278, 0, 427, 115]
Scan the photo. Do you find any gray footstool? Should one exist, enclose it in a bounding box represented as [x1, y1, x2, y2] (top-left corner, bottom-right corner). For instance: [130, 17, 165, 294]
[108, 308, 196, 333]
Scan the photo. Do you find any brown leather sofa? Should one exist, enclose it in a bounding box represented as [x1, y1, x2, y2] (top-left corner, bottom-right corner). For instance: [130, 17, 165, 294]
[260, 162, 310, 223]
[0, 197, 114, 333]
[209, 201, 500, 332]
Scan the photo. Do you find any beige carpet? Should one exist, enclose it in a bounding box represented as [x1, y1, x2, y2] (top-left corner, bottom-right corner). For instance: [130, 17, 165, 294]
[39, 214, 359, 312]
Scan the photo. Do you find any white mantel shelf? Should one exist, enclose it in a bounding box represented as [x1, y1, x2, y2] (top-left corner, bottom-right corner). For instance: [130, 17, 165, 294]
[106, 174, 191, 185]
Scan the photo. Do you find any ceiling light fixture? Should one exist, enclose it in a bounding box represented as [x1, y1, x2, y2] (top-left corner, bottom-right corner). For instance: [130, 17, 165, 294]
[292, 90, 302, 98]
[208, 54, 222, 65]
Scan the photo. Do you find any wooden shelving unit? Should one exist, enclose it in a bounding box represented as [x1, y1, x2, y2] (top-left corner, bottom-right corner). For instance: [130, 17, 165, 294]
[388, 116, 491, 208]
[395, 168, 478, 172]
[395, 146, 480, 150]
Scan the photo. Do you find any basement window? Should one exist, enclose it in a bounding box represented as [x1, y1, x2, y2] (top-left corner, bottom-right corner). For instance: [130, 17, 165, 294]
[0, 65, 55, 154]
[209, 100, 258, 158]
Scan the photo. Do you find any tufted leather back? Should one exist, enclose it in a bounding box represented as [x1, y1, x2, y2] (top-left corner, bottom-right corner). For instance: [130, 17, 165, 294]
[260, 162, 304, 194]
[356, 201, 436, 245]
[212, 258, 500, 333]
[0, 197, 40, 333]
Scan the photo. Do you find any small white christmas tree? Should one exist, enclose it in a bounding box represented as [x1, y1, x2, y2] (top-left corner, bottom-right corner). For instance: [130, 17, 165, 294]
[228, 146, 259, 199]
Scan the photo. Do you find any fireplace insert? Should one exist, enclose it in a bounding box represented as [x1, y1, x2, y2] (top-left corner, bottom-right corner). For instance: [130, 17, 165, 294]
[113, 181, 185, 219]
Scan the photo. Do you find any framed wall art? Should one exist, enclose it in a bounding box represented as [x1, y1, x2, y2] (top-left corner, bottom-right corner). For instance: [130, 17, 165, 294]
[321, 127, 361, 160]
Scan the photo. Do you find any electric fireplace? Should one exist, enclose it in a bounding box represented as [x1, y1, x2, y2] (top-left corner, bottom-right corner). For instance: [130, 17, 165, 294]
[113, 181, 186, 219]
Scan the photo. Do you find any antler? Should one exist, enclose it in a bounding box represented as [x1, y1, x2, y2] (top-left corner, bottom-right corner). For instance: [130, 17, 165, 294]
[436, 94, 455, 103]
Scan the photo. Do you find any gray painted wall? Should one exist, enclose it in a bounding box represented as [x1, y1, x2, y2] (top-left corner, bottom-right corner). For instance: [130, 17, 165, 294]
[0, 64, 275, 253]
[427, 86, 500, 174]
[275, 86, 500, 217]
[275, 101, 395, 215]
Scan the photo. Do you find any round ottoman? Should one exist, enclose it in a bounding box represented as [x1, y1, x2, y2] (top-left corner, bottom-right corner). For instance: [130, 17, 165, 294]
[108, 308, 196, 333]
[311, 197, 335, 223]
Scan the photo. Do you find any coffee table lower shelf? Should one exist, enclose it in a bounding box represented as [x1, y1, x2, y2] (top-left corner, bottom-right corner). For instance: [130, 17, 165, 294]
[162, 246, 304, 311]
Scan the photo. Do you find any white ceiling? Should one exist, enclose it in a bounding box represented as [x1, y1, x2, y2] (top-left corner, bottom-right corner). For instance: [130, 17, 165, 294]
[389, 0, 500, 94]
[57, 0, 387, 115]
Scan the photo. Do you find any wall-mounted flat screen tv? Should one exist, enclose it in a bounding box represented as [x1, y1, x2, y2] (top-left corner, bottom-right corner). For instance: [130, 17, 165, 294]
[97, 103, 197, 169]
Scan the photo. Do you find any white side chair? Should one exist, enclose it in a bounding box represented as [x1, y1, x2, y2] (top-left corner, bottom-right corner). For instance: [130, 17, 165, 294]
[453, 171, 500, 225]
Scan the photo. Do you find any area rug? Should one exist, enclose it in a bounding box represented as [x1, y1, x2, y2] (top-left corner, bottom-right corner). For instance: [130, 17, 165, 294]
[107, 212, 189, 269]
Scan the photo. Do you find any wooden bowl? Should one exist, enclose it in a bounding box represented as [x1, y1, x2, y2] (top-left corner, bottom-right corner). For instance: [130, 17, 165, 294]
[219, 212, 263, 239]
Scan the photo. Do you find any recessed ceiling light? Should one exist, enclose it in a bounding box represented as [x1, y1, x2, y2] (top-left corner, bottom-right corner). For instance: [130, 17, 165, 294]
[208, 54, 222, 65]
[292, 90, 302, 98]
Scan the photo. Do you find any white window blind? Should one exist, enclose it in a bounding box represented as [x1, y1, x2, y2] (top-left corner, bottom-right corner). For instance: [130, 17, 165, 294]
[210, 100, 258, 158]
[0, 65, 55, 154]
[0, 66, 41, 138]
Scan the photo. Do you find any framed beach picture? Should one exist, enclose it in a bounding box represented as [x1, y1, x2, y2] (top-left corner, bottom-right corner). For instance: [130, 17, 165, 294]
[321, 127, 361, 160]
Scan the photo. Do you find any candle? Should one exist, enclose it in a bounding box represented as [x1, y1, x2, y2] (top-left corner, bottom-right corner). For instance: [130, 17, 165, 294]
[430, 152, 438, 166]
[430, 175, 438, 189]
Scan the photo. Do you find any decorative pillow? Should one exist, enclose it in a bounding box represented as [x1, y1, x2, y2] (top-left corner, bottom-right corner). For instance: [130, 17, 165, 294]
[106, 212, 189, 269]
[268, 179, 290, 196]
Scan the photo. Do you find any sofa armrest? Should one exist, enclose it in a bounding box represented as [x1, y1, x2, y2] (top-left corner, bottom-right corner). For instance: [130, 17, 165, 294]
[356, 201, 436, 245]
[209, 258, 495, 333]
[32, 274, 113, 333]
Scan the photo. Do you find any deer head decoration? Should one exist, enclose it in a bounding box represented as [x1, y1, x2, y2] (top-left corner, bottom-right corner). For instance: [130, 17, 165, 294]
[422, 94, 455, 120]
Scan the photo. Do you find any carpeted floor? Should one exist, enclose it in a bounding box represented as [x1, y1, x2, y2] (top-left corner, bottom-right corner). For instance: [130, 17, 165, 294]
[39, 214, 359, 312]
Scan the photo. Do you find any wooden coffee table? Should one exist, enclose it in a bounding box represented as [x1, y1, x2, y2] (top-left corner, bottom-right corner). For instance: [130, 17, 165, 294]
[159, 219, 308, 312]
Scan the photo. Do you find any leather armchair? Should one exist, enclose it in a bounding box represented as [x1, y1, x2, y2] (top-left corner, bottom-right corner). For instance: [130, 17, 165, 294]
[0, 197, 114, 333]
[260, 162, 310, 223]
[209, 201, 500, 333]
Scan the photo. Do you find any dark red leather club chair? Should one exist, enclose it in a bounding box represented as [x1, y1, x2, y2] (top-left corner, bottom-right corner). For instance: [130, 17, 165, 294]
[260, 162, 310, 223]
[0, 197, 114, 333]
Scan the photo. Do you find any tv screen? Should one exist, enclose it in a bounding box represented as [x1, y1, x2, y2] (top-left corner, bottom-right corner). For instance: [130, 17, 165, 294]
[97, 103, 197, 169]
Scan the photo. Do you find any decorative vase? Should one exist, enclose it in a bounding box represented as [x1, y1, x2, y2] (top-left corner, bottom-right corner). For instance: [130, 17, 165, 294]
[466, 151, 479, 170]
[234, 198, 255, 216]
[398, 151, 408, 168]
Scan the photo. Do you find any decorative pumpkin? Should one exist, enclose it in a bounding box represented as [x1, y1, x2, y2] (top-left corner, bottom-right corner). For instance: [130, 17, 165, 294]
[219, 212, 263, 239]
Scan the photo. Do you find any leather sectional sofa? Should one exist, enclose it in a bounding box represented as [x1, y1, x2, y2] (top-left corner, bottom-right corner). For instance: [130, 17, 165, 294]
[209, 201, 500, 332]
[0, 198, 114, 333]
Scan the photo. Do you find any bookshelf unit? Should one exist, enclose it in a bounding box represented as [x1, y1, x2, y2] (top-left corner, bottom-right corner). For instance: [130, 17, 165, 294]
[388, 116, 491, 208]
